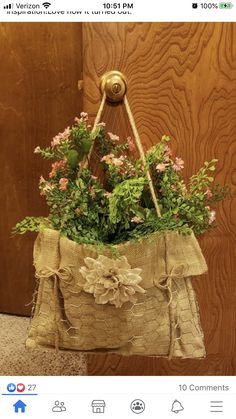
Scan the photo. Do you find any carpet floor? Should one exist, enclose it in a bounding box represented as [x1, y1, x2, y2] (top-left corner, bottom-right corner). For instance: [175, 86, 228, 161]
[0, 314, 87, 375]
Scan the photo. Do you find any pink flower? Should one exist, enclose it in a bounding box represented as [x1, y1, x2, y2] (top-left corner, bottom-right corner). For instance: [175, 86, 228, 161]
[49, 160, 67, 178]
[112, 157, 124, 167]
[101, 153, 114, 163]
[108, 132, 119, 142]
[104, 191, 112, 199]
[131, 216, 144, 224]
[51, 127, 70, 148]
[96, 122, 106, 127]
[127, 136, 135, 152]
[91, 175, 98, 180]
[59, 177, 68, 191]
[208, 209, 216, 224]
[163, 145, 172, 158]
[34, 146, 41, 154]
[156, 163, 168, 172]
[206, 188, 213, 198]
[51, 137, 61, 148]
[173, 157, 184, 172]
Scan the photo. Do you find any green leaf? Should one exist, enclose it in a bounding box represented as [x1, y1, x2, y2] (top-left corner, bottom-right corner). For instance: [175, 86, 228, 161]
[81, 138, 93, 154]
[67, 149, 79, 169]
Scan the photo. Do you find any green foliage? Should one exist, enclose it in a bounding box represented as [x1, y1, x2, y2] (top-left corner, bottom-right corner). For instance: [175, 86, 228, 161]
[109, 178, 146, 227]
[189, 159, 218, 193]
[209, 184, 231, 203]
[67, 149, 80, 169]
[145, 135, 170, 168]
[43, 169, 111, 245]
[12, 217, 48, 235]
[96, 129, 113, 156]
[70, 122, 99, 160]
[35, 147, 55, 159]
[13, 113, 230, 246]
[127, 210, 192, 241]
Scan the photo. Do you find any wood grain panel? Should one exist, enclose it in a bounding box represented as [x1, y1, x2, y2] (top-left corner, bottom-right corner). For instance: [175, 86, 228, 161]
[83, 23, 236, 375]
[0, 23, 83, 315]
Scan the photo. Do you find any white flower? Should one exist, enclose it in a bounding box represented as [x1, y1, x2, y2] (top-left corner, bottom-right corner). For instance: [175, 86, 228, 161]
[80, 112, 88, 120]
[108, 132, 119, 142]
[39, 175, 46, 184]
[39, 181, 54, 196]
[79, 255, 145, 308]
[156, 163, 168, 172]
[131, 216, 144, 224]
[209, 209, 216, 224]
[104, 191, 111, 199]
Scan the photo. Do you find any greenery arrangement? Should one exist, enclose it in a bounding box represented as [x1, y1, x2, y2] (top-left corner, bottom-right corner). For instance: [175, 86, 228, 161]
[13, 112, 229, 246]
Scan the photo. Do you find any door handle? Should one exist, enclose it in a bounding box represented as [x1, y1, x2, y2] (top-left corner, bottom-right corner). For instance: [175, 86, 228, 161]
[100, 70, 127, 102]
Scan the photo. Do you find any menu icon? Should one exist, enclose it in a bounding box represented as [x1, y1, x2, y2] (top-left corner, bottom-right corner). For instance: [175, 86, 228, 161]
[210, 401, 223, 413]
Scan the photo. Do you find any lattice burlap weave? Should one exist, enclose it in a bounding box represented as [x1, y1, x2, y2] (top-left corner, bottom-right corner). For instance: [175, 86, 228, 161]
[26, 228, 207, 358]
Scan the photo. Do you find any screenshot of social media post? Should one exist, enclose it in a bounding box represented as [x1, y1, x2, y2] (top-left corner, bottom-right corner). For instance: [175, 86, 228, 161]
[0, 0, 235, 417]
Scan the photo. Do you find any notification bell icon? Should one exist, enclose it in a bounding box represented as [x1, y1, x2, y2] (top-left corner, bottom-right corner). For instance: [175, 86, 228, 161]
[171, 400, 184, 413]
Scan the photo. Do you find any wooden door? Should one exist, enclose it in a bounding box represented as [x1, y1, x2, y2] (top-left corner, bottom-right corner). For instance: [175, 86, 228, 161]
[0, 23, 83, 315]
[83, 23, 236, 375]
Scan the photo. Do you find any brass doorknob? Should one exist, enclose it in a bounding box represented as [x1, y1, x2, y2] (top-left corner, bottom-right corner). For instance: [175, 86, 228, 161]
[100, 71, 127, 102]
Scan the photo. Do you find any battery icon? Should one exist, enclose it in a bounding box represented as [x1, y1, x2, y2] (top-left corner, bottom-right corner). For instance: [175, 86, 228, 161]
[219, 2, 233, 8]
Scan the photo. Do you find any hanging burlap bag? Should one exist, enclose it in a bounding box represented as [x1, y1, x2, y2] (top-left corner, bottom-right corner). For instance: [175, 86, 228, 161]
[26, 227, 207, 358]
[26, 92, 207, 358]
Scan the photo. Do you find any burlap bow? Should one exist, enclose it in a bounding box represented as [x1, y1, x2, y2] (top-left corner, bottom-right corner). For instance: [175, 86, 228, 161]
[155, 264, 186, 305]
[35, 265, 76, 350]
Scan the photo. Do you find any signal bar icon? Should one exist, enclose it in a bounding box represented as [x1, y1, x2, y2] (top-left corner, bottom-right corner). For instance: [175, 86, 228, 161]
[3, 3, 13, 8]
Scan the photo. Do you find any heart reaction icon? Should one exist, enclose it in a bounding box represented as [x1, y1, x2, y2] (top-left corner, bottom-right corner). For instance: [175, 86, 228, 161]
[17, 383, 25, 393]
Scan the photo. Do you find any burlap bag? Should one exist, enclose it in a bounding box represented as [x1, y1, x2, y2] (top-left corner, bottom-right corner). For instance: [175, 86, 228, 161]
[26, 228, 207, 358]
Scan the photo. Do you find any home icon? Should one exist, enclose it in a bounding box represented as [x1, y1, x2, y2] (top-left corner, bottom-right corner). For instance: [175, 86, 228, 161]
[13, 400, 27, 413]
[91, 400, 106, 413]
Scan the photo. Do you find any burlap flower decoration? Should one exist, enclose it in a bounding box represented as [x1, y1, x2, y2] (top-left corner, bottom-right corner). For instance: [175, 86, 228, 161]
[79, 255, 145, 308]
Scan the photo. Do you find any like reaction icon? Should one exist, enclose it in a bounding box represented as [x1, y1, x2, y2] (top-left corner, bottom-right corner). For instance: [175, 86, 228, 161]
[17, 383, 25, 393]
[7, 383, 16, 393]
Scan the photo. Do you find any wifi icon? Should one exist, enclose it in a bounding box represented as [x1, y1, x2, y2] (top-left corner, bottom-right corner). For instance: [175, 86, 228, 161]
[42, 2, 51, 8]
